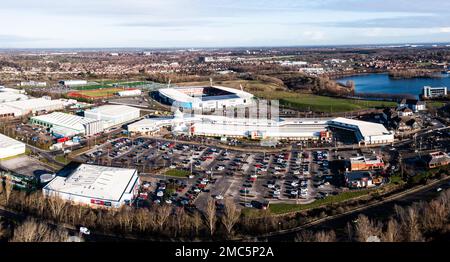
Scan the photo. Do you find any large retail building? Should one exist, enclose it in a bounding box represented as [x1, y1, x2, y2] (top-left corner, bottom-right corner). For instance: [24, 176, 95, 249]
[43, 163, 140, 208]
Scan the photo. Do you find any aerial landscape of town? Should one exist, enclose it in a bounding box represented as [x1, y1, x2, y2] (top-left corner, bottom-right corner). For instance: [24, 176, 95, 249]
[0, 0, 450, 259]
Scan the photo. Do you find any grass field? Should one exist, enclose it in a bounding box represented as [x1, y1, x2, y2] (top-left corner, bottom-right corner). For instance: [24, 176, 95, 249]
[428, 101, 448, 108]
[165, 169, 190, 178]
[279, 93, 397, 113]
[267, 189, 372, 215]
[73, 80, 149, 90]
[68, 87, 125, 99]
[176, 80, 397, 113]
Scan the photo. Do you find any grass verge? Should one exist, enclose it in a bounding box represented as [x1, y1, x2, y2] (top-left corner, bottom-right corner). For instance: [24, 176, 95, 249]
[165, 169, 190, 178]
[268, 189, 372, 215]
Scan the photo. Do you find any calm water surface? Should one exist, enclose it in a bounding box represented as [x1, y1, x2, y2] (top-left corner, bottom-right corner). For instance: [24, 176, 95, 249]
[337, 73, 450, 97]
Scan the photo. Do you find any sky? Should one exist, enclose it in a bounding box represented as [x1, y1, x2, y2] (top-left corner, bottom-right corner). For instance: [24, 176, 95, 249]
[1, 0, 450, 48]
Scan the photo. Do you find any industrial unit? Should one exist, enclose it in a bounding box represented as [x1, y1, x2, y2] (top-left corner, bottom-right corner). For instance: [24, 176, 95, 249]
[30, 112, 104, 137]
[2, 97, 65, 116]
[43, 163, 140, 208]
[84, 105, 140, 129]
[0, 88, 28, 103]
[0, 133, 26, 160]
[155, 85, 254, 110]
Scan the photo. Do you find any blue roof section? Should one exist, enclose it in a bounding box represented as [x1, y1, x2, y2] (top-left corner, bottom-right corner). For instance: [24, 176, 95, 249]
[201, 94, 240, 101]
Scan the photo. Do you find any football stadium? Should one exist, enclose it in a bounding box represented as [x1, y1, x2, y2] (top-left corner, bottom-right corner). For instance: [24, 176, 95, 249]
[155, 85, 254, 110]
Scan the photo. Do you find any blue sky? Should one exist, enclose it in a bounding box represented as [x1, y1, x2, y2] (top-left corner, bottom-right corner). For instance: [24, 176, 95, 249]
[1, 0, 450, 48]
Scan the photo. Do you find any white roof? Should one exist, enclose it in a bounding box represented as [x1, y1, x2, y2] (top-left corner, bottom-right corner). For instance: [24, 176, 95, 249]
[331, 117, 391, 138]
[159, 85, 253, 103]
[0, 92, 28, 103]
[85, 105, 140, 117]
[32, 112, 99, 131]
[44, 164, 137, 202]
[4, 98, 64, 112]
[0, 104, 22, 115]
[0, 133, 25, 149]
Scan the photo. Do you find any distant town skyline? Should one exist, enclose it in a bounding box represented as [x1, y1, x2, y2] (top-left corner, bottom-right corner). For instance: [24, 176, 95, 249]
[2, 0, 450, 48]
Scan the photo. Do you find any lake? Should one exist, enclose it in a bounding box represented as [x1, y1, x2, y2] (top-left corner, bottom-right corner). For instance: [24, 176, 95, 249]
[336, 73, 450, 98]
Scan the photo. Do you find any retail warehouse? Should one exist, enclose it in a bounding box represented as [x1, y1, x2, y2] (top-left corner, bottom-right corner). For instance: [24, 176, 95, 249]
[328, 117, 394, 145]
[128, 111, 394, 144]
[43, 163, 140, 208]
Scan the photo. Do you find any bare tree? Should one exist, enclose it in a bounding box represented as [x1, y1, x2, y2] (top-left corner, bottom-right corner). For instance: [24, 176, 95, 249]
[314, 230, 337, 242]
[192, 211, 202, 236]
[295, 230, 336, 242]
[422, 200, 448, 232]
[116, 206, 134, 232]
[354, 214, 382, 242]
[204, 198, 217, 236]
[382, 218, 401, 242]
[295, 230, 315, 242]
[46, 195, 67, 221]
[2, 179, 13, 206]
[174, 207, 187, 237]
[134, 208, 151, 232]
[10, 219, 69, 242]
[404, 206, 423, 242]
[155, 205, 172, 231]
[221, 198, 241, 236]
[345, 222, 354, 242]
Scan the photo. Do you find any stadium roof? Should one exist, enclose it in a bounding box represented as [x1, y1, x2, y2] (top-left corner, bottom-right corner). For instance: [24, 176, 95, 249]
[158, 85, 253, 103]
[44, 164, 137, 202]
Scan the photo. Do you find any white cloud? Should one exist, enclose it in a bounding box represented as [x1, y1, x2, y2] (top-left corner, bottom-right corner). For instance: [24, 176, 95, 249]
[302, 31, 326, 41]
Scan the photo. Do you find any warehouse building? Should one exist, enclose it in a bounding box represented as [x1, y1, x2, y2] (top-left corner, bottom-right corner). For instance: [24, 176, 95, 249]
[0, 89, 28, 103]
[43, 163, 140, 208]
[30, 112, 103, 137]
[2, 97, 65, 116]
[117, 89, 142, 97]
[84, 105, 140, 129]
[19, 81, 47, 87]
[0, 133, 26, 160]
[155, 85, 254, 110]
[59, 80, 87, 87]
[0, 104, 22, 119]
